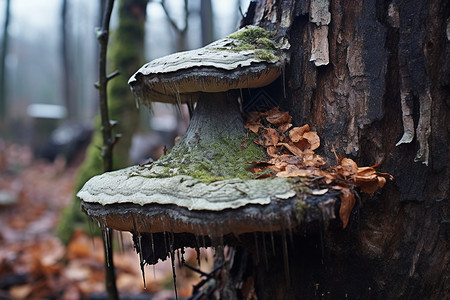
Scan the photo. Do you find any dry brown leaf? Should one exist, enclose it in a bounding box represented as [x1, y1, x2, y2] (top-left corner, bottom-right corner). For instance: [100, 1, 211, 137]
[279, 142, 303, 157]
[267, 146, 278, 157]
[289, 125, 310, 142]
[278, 123, 293, 132]
[244, 123, 261, 134]
[339, 189, 356, 229]
[303, 131, 320, 150]
[277, 165, 314, 178]
[260, 127, 280, 146]
[293, 138, 311, 151]
[266, 110, 292, 125]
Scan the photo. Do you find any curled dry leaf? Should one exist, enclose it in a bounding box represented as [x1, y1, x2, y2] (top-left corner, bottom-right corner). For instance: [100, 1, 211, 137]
[303, 131, 320, 150]
[289, 125, 310, 142]
[266, 110, 292, 125]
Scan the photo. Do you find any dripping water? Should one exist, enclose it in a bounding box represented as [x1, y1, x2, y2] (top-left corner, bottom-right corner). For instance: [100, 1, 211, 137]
[281, 228, 290, 286]
[254, 232, 260, 264]
[149, 232, 157, 279]
[269, 224, 276, 256]
[195, 235, 201, 267]
[136, 232, 146, 289]
[285, 212, 294, 248]
[101, 225, 111, 267]
[262, 232, 269, 271]
[163, 231, 169, 256]
[169, 232, 179, 300]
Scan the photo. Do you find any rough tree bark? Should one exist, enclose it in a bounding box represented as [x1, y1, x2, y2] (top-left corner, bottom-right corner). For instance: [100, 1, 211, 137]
[234, 0, 449, 299]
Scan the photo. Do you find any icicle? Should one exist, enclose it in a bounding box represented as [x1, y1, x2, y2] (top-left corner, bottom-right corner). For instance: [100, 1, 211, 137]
[195, 235, 201, 267]
[269, 224, 276, 256]
[281, 228, 290, 286]
[150, 232, 156, 264]
[262, 232, 269, 271]
[285, 212, 294, 247]
[163, 231, 169, 256]
[137, 231, 146, 289]
[102, 226, 111, 267]
[169, 233, 179, 300]
[254, 232, 260, 264]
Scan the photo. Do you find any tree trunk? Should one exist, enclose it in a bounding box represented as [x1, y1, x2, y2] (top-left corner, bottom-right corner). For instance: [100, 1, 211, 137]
[234, 0, 449, 299]
[0, 0, 11, 128]
[200, 0, 214, 46]
[61, 0, 75, 120]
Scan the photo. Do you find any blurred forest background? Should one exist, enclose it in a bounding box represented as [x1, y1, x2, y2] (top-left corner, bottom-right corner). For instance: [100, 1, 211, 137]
[0, 0, 249, 298]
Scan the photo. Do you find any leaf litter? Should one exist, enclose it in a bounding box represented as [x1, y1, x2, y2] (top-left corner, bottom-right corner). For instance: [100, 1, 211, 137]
[0, 140, 212, 299]
[245, 107, 393, 228]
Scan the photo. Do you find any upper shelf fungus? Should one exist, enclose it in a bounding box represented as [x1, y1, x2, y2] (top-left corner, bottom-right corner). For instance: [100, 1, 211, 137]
[77, 26, 323, 240]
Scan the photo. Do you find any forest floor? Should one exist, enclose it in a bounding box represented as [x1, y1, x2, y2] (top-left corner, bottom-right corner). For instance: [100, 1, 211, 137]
[0, 140, 211, 300]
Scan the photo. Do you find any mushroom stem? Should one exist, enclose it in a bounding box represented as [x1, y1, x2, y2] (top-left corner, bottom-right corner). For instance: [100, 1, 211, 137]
[154, 90, 264, 182]
[178, 91, 243, 146]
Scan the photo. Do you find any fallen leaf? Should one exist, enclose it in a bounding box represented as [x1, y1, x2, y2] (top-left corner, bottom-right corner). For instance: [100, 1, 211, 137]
[266, 110, 292, 125]
[303, 131, 320, 150]
[278, 142, 303, 157]
[278, 123, 293, 132]
[293, 139, 311, 151]
[260, 127, 280, 146]
[276, 165, 314, 178]
[289, 125, 310, 142]
[339, 189, 356, 229]
[267, 146, 278, 157]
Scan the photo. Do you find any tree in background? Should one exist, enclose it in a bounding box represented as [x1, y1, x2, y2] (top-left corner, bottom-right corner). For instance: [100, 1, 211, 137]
[61, 0, 75, 120]
[0, 0, 11, 130]
[57, 0, 148, 244]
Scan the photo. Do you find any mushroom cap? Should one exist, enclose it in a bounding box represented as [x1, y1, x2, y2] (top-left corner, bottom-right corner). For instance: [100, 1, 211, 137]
[77, 165, 296, 211]
[128, 26, 283, 104]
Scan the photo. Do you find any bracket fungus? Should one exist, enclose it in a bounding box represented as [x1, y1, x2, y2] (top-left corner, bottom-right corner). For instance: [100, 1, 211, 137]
[78, 26, 342, 265]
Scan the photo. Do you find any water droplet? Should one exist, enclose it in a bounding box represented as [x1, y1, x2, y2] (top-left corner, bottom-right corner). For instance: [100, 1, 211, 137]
[137, 232, 146, 289]
[262, 232, 269, 271]
[281, 228, 290, 286]
[254, 232, 260, 264]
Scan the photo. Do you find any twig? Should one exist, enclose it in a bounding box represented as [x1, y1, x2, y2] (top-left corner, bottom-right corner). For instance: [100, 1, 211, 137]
[160, 0, 189, 34]
[96, 0, 119, 299]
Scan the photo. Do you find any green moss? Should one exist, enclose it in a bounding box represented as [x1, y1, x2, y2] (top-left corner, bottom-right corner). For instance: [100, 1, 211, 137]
[255, 49, 277, 61]
[149, 132, 267, 183]
[228, 26, 274, 43]
[255, 37, 277, 50]
[213, 26, 281, 62]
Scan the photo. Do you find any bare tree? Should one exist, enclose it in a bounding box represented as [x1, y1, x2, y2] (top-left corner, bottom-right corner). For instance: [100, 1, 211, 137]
[0, 0, 11, 127]
[161, 0, 189, 51]
[200, 0, 213, 46]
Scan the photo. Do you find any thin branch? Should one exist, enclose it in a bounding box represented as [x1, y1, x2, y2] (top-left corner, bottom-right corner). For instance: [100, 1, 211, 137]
[97, 0, 119, 299]
[160, 0, 189, 34]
